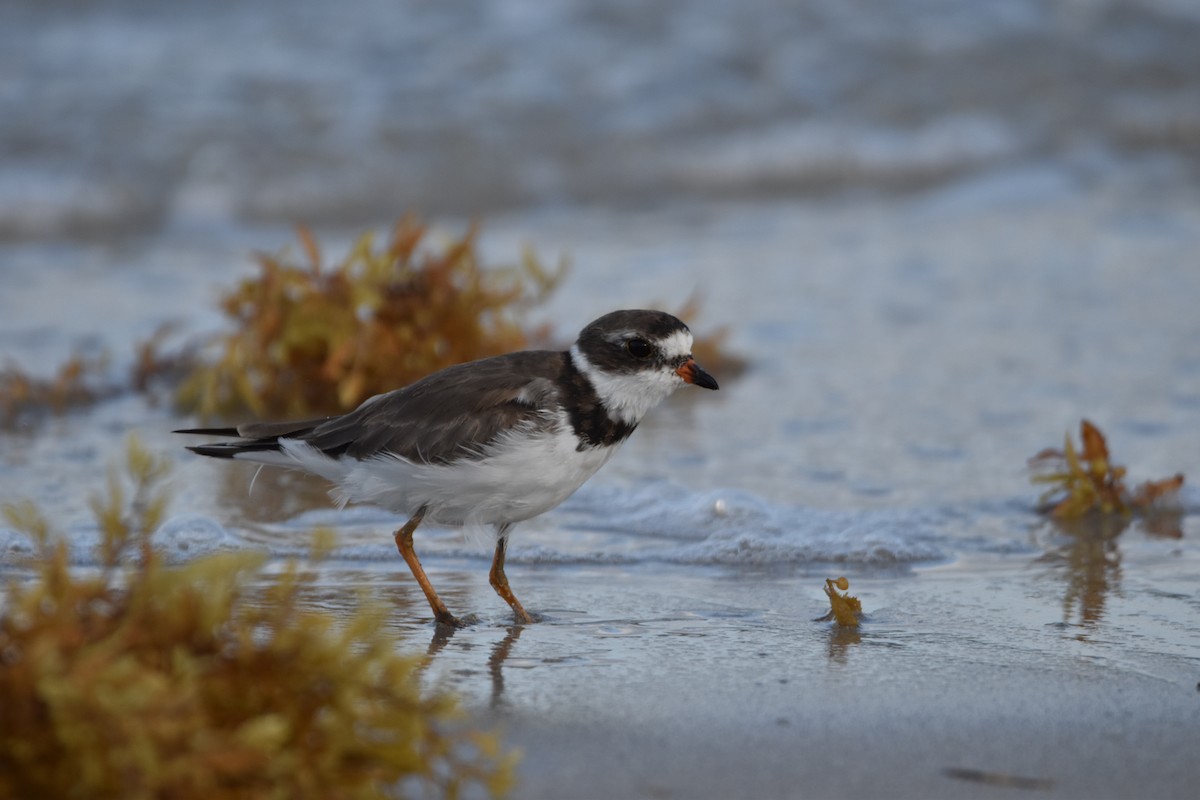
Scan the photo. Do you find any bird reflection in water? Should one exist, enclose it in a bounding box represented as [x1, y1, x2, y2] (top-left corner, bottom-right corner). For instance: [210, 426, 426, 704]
[424, 623, 524, 709]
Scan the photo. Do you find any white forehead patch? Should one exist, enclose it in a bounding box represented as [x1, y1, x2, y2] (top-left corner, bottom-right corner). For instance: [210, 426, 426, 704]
[657, 328, 694, 361]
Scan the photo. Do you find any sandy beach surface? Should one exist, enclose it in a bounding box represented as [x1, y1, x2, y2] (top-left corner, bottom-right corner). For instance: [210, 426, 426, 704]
[371, 546, 1197, 800]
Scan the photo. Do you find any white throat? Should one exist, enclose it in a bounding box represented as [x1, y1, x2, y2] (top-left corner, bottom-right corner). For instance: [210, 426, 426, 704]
[569, 341, 689, 425]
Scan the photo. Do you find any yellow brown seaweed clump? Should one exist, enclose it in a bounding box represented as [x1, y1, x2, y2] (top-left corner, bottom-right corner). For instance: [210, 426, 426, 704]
[1028, 419, 1184, 518]
[817, 577, 862, 628]
[0, 438, 514, 800]
[0, 351, 110, 429]
[176, 215, 565, 420]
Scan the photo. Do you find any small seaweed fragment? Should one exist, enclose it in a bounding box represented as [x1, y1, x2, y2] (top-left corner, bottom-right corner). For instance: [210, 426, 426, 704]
[1029, 419, 1184, 518]
[816, 576, 862, 627]
[1129, 472, 1186, 508]
[0, 437, 514, 799]
[175, 215, 565, 420]
[0, 351, 112, 429]
[131, 322, 199, 401]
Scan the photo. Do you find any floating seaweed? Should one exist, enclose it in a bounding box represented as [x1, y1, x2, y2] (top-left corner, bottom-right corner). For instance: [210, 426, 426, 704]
[0, 351, 112, 429]
[816, 576, 862, 628]
[1029, 419, 1184, 518]
[131, 321, 199, 401]
[0, 437, 514, 799]
[174, 215, 565, 420]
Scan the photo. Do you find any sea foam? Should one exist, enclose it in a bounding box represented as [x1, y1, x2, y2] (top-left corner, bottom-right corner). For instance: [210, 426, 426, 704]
[1, 483, 948, 568]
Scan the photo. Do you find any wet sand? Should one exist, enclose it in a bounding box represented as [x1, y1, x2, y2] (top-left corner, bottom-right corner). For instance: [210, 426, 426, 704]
[374, 542, 1200, 800]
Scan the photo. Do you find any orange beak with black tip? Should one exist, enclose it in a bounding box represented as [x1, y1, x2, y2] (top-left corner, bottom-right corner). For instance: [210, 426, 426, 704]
[676, 358, 719, 390]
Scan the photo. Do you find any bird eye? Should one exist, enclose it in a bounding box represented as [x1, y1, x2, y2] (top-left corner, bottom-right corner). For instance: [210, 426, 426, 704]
[625, 338, 653, 359]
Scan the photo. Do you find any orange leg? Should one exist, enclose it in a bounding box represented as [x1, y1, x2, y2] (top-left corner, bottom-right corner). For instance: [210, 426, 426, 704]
[489, 530, 534, 625]
[394, 507, 462, 628]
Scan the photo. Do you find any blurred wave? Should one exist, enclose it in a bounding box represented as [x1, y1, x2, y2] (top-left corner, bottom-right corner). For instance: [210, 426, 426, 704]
[0, 481, 948, 568]
[2, 0, 1198, 240]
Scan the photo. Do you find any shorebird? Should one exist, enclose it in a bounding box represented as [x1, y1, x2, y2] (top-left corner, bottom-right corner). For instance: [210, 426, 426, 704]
[178, 309, 718, 627]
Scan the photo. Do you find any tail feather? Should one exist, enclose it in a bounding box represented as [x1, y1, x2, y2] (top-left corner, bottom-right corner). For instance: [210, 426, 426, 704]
[176, 417, 332, 460]
[185, 441, 283, 459]
[177, 426, 289, 461]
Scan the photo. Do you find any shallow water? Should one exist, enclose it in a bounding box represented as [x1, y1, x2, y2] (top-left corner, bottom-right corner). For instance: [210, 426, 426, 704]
[5, 191, 1198, 566]
[3, 2, 1200, 796]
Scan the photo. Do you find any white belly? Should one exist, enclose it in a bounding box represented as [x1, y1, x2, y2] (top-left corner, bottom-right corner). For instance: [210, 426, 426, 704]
[274, 421, 620, 528]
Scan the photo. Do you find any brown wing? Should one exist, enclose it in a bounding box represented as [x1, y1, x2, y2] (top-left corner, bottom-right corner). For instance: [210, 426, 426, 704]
[298, 350, 567, 463]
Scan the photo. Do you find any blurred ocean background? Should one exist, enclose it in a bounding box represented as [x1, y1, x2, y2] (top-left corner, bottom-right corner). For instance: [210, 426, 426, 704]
[2, 0, 1198, 235]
